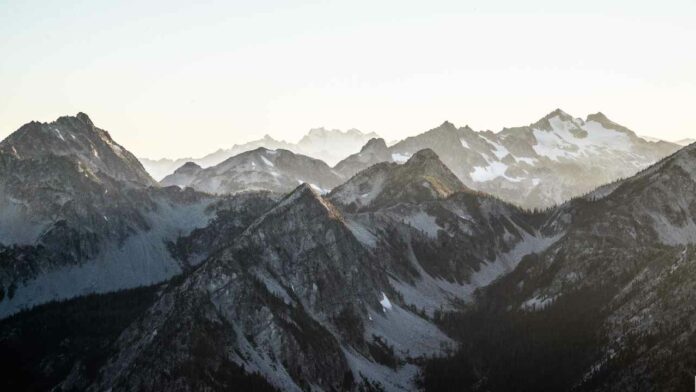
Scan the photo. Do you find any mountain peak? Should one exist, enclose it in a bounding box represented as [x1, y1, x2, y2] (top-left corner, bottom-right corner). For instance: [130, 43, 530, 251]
[360, 137, 388, 153]
[75, 112, 94, 127]
[438, 120, 457, 131]
[586, 111, 609, 122]
[262, 182, 342, 223]
[330, 148, 466, 211]
[530, 108, 576, 131]
[543, 108, 574, 122]
[585, 112, 636, 136]
[406, 148, 440, 164]
[175, 161, 202, 174]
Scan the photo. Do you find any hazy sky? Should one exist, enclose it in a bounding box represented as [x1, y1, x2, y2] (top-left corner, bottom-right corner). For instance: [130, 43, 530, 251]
[1, 0, 694, 159]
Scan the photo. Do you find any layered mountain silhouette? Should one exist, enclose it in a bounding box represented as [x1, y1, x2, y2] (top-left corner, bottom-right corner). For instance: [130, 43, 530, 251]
[0, 111, 694, 391]
[336, 110, 680, 209]
[141, 128, 379, 180]
[153, 109, 679, 209]
[161, 147, 343, 195]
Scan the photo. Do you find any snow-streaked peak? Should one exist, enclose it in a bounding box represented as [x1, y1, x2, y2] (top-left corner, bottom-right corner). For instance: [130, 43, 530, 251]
[0, 113, 156, 186]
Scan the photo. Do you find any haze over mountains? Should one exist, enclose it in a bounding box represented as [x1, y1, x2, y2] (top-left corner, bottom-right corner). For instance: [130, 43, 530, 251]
[675, 137, 696, 146]
[0, 112, 694, 391]
[161, 147, 342, 195]
[140, 127, 379, 181]
[158, 109, 680, 209]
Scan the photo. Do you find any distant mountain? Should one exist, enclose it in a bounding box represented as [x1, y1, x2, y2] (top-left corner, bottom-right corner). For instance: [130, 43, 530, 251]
[161, 147, 344, 195]
[329, 148, 468, 211]
[140, 135, 295, 181]
[141, 128, 379, 180]
[675, 137, 695, 146]
[335, 110, 680, 209]
[295, 127, 380, 166]
[333, 137, 391, 179]
[0, 114, 227, 317]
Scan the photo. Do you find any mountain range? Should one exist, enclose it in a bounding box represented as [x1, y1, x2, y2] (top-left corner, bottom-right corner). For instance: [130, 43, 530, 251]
[161, 147, 342, 195]
[156, 109, 680, 209]
[335, 110, 680, 209]
[0, 112, 694, 391]
[140, 128, 380, 180]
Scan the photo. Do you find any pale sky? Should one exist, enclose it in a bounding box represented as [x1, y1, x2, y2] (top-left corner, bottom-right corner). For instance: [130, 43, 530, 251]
[1, 0, 694, 159]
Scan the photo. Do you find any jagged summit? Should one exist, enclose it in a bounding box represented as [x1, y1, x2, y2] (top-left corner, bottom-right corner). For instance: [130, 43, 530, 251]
[329, 148, 466, 211]
[439, 120, 457, 130]
[0, 113, 155, 186]
[75, 112, 94, 126]
[530, 108, 576, 130]
[406, 147, 440, 163]
[546, 108, 573, 120]
[242, 181, 344, 239]
[176, 161, 202, 173]
[162, 145, 343, 195]
[333, 137, 392, 178]
[360, 137, 388, 152]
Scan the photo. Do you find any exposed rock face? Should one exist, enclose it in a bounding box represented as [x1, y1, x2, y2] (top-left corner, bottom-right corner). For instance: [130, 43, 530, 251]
[330, 148, 469, 212]
[0, 112, 156, 187]
[0, 114, 227, 317]
[161, 147, 344, 195]
[78, 150, 560, 391]
[423, 143, 696, 391]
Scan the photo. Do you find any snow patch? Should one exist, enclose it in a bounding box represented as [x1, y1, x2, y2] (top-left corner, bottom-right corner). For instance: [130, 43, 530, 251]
[260, 155, 274, 167]
[391, 153, 411, 164]
[470, 162, 522, 183]
[379, 292, 392, 311]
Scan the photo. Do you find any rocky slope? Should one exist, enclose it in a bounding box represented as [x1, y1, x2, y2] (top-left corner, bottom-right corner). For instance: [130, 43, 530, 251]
[0, 114, 229, 317]
[422, 142, 696, 391]
[335, 110, 680, 209]
[161, 147, 344, 195]
[61, 150, 560, 391]
[1, 112, 692, 391]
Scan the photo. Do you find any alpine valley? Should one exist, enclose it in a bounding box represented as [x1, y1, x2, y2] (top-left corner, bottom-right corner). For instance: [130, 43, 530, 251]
[0, 112, 694, 392]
